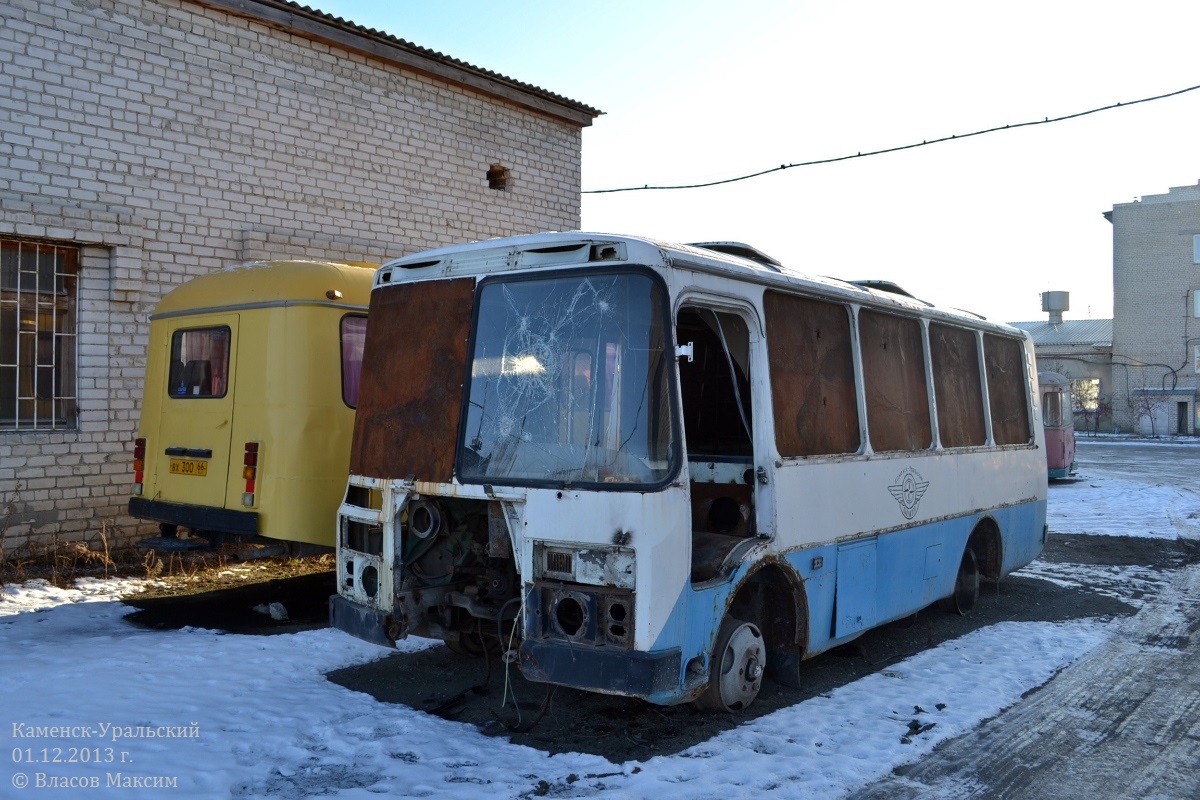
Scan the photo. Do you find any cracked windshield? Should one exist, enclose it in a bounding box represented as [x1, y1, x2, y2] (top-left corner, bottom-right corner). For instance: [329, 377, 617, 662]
[460, 271, 675, 487]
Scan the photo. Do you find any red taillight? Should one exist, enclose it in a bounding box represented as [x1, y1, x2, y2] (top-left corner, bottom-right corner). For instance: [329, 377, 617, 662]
[242, 442, 260, 507]
[132, 437, 146, 494]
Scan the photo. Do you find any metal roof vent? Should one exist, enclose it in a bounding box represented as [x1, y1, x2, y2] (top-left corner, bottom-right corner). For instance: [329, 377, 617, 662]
[689, 241, 783, 270]
[1042, 291, 1069, 324]
[850, 280, 932, 306]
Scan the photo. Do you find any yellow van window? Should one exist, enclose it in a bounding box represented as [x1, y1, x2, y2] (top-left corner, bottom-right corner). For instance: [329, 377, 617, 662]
[168, 327, 230, 398]
[341, 314, 367, 408]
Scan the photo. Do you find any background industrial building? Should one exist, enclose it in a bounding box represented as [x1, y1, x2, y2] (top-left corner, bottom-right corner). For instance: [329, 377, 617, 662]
[1014, 181, 1200, 436]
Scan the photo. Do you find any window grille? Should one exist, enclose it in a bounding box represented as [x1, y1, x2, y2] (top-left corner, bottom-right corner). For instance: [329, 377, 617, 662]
[0, 238, 79, 430]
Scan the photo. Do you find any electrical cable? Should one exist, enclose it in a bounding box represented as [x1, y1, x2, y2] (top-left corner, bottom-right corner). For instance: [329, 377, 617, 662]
[583, 83, 1200, 194]
[500, 590, 528, 718]
[706, 310, 753, 441]
[491, 587, 556, 733]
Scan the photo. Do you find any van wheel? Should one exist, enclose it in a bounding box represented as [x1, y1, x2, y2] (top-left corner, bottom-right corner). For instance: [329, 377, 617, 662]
[939, 547, 980, 616]
[699, 617, 765, 711]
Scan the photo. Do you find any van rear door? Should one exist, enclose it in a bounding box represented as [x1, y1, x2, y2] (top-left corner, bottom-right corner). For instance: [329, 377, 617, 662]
[153, 316, 239, 512]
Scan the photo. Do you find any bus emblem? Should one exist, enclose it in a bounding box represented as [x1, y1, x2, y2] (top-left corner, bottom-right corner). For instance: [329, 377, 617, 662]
[888, 468, 929, 520]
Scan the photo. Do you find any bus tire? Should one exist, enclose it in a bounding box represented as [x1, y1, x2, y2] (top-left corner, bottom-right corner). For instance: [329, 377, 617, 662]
[699, 616, 766, 712]
[939, 546, 980, 616]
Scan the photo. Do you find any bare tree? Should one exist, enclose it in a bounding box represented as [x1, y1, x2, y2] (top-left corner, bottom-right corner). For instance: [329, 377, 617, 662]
[1074, 389, 1111, 437]
[1127, 388, 1169, 437]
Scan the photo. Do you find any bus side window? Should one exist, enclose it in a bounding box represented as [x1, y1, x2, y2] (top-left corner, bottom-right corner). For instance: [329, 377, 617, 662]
[859, 309, 931, 452]
[341, 314, 367, 407]
[984, 334, 1032, 444]
[763, 291, 860, 457]
[1043, 390, 1062, 427]
[929, 323, 986, 448]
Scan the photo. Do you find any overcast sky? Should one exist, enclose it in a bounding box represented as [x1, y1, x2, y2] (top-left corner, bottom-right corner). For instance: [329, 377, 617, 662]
[310, 0, 1200, 324]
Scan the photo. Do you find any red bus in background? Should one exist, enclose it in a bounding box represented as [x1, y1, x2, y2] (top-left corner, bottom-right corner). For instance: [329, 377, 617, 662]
[1039, 371, 1077, 479]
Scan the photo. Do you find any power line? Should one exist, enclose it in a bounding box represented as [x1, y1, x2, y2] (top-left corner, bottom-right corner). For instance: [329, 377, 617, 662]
[583, 83, 1200, 194]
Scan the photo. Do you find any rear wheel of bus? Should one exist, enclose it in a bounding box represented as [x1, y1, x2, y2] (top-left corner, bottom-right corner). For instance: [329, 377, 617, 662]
[939, 546, 980, 615]
[700, 616, 766, 712]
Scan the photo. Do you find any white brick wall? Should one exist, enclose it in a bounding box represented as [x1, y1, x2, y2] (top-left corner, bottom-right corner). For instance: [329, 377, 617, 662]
[0, 0, 592, 548]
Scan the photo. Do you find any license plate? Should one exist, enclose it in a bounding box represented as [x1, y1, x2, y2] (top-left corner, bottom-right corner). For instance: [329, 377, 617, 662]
[169, 458, 208, 477]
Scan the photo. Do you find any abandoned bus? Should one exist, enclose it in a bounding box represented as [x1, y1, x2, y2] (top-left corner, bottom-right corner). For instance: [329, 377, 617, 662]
[330, 233, 1047, 711]
[1038, 370, 1077, 479]
[129, 260, 373, 551]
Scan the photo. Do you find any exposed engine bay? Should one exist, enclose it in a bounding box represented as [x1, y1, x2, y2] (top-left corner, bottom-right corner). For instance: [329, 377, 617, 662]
[338, 490, 521, 655]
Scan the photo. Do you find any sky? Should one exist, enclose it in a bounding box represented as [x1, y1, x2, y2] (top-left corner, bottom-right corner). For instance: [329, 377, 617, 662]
[2, 440, 1197, 797]
[303, 0, 1200, 324]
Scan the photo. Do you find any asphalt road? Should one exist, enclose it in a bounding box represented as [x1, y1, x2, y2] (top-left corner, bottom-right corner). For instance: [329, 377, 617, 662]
[1071, 436, 1200, 485]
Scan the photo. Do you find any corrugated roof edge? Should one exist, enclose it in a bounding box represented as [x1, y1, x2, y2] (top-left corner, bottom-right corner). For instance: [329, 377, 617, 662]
[1009, 319, 1114, 346]
[187, 0, 602, 126]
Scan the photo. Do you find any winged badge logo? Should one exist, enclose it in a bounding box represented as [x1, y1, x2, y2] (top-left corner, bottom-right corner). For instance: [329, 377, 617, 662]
[888, 467, 929, 520]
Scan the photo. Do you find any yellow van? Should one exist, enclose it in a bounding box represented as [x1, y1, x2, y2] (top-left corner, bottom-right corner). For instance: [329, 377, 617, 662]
[128, 260, 374, 552]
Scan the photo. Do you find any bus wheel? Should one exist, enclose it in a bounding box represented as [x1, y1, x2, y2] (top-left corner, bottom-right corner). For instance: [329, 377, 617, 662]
[700, 617, 766, 712]
[939, 547, 980, 616]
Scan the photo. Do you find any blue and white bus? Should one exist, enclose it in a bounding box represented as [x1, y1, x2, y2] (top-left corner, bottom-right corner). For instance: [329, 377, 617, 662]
[330, 233, 1047, 711]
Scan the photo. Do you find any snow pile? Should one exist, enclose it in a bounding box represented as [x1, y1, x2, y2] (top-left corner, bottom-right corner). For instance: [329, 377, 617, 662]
[0, 576, 145, 617]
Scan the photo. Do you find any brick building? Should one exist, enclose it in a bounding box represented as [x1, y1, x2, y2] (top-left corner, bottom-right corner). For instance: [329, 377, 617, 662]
[1106, 182, 1200, 436]
[1012, 181, 1200, 436]
[0, 0, 599, 548]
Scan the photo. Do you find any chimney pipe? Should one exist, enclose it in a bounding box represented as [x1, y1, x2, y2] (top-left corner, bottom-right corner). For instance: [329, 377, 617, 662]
[1041, 291, 1069, 324]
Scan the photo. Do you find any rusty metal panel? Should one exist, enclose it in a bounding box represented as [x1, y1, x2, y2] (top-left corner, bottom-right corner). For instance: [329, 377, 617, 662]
[350, 278, 475, 482]
[764, 291, 860, 457]
[859, 309, 931, 452]
[929, 323, 986, 447]
[984, 333, 1032, 445]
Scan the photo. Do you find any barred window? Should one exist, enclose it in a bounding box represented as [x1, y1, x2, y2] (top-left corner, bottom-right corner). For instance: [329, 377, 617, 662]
[0, 238, 78, 430]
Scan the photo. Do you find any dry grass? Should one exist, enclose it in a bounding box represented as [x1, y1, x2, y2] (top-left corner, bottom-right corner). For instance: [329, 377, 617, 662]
[0, 490, 333, 598]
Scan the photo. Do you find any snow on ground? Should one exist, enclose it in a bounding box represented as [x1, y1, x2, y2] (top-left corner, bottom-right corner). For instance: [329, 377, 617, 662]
[0, 577, 145, 617]
[1048, 476, 1200, 539]
[0, 588, 1106, 799]
[1016, 560, 1171, 607]
[0, 443, 1194, 799]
